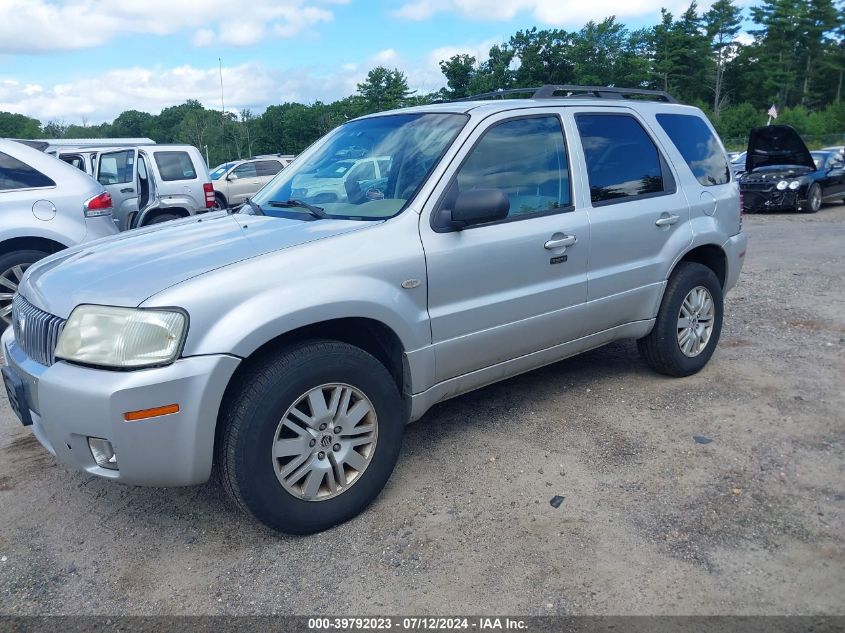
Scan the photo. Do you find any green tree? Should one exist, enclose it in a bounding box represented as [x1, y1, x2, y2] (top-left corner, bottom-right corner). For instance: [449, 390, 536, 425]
[0, 111, 41, 138]
[356, 67, 412, 111]
[704, 0, 744, 117]
[439, 54, 477, 99]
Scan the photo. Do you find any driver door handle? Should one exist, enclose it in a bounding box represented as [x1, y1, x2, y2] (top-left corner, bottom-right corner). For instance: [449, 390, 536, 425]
[120, 187, 134, 193]
[544, 234, 577, 250]
[655, 213, 680, 226]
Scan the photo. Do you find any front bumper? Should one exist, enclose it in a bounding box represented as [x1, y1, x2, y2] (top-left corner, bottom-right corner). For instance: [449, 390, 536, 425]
[741, 188, 806, 212]
[2, 327, 240, 486]
[722, 232, 748, 294]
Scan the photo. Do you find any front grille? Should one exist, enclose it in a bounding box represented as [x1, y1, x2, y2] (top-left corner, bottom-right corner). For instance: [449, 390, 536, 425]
[11, 295, 65, 366]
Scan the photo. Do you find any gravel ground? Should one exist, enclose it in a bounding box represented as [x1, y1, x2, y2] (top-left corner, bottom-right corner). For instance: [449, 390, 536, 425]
[0, 204, 843, 616]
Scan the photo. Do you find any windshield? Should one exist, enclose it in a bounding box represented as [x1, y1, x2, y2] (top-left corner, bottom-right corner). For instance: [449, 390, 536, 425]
[251, 113, 467, 220]
[210, 162, 235, 180]
[811, 153, 826, 170]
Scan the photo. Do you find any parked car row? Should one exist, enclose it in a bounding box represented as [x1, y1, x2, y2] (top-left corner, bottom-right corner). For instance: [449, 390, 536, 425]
[2, 86, 748, 534]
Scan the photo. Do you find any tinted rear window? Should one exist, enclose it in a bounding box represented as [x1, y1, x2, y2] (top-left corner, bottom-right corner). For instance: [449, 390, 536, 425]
[657, 113, 730, 186]
[0, 151, 56, 191]
[154, 151, 197, 181]
[575, 114, 664, 204]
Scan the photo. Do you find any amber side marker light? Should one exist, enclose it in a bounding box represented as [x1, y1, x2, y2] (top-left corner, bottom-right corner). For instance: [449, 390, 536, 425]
[124, 404, 180, 421]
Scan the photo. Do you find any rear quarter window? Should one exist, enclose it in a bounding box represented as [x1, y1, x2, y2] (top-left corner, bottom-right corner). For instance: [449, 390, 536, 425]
[656, 113, 730, 186]
[0, 151, 56, 191]
[154, 151, 198, 181]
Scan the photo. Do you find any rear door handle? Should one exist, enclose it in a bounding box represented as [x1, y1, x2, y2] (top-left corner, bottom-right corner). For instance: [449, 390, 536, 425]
[655, 213, 680, 227]
[544, 234, 577, 250]
[120, 187, 134, 193]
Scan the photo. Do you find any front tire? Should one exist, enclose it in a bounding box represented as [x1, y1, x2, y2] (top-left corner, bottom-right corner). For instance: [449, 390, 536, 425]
[218, 340, 405, 534]
[637, 262, 724, 377]
[801, 184, 821, 213]
[0, 249, 51, 326]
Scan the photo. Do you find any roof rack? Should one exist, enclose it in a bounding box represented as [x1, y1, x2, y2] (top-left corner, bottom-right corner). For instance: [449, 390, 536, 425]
[454, 85, 676, 104]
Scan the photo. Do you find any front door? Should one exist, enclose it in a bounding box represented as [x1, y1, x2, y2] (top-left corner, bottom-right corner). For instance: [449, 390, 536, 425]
[96, 148, 139, 230]
[226, 162, 262, 205]
[420, 111, 589, 383]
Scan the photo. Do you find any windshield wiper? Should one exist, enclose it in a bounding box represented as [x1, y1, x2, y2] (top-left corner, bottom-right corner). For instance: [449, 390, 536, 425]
[268, 199, 329, 220]
[239, 197, 264, 216]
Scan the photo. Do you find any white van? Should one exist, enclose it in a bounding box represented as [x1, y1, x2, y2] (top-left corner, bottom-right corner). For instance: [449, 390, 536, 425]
[56, 144, 213, 230]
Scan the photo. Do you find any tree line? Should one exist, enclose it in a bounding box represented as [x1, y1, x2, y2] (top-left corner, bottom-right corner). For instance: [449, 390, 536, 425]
[1, 0, 843, 164]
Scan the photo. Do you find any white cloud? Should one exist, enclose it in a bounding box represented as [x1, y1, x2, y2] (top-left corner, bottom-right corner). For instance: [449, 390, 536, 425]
[0, 37, 503, 124]
[0, 0, 336, 53]
[0, 62, 366, 123]
[394, 0, 758, 25]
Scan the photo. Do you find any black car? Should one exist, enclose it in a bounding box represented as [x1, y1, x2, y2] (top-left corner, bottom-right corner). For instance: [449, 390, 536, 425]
[739, 125, 845, 213]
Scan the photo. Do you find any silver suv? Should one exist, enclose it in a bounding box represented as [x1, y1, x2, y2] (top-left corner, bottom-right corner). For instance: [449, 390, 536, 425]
[2, 86, 747, 534]
[210, 155, 293, 208]
[57, 144, 213, 229]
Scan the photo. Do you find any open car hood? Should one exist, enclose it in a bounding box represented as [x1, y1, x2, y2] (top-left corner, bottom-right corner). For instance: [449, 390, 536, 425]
[746, 125, 815, 172]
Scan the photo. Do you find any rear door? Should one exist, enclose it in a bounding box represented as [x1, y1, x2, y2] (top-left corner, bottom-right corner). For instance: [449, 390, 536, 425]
[253, 159, 284, 191]
[95, 148, 138, 230]
[568, 107, 692, 333]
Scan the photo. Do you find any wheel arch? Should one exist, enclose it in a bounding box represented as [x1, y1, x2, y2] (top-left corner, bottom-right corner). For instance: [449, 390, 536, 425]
[214, 316, 409, 460]
[674, 243, 727, 289]
[0, 236, 68, 257]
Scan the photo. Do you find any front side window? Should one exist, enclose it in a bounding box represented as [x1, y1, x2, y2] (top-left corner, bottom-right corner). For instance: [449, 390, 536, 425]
[252, 113, 467, 220]
[449, 115, 571, 219]
[0, 152, 55, 191]
[233, 163, 257, 178]
[657, 113, 730, 186]
[98, 150, 134, 185]
[154, 151, 197, 181]
[576, 114, 665, 204]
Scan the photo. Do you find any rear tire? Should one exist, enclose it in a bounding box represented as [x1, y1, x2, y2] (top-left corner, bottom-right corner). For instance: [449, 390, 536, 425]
[144, 212, 182, 225]
[0, 249, 51, 326]
[218, 340, 405, 534]
[637, 262, 723, 377]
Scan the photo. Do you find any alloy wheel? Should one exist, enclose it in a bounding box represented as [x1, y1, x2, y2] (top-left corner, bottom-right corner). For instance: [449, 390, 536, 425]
[677, 286, 715, 357]
[272, 383, 378, 501]
[0, 263, 30, 325]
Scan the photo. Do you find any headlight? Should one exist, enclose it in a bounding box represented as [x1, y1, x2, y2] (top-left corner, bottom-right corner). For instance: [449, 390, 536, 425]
[776, 180, 788, 190]
[788, 180, 801, 190]
[55, 305, 187, 369]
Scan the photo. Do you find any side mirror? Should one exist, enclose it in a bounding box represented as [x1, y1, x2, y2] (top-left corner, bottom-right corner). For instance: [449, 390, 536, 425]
[447, 189, 509, 229]
[226, 173, 237, 181]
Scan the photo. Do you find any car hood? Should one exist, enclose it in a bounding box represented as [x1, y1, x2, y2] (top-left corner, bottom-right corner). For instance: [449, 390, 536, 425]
[746, 125, 816, 172]
[21, 212, 371, 318]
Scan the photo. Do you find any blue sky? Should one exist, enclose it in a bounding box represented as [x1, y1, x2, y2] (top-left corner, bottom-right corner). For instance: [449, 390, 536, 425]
[0, 0, 757, 123]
